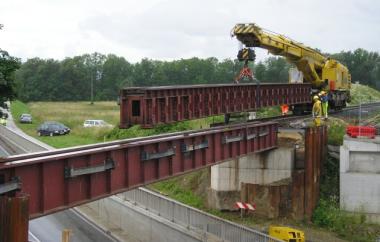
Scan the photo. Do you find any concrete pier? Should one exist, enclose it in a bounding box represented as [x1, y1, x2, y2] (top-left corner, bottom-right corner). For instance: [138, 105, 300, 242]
[209, 148, 294, 210]
[208, 127, 327, 220]
[340, 135, 380, 223]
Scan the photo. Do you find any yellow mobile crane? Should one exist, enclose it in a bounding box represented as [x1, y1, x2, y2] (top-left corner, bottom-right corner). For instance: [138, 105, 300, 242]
[231, 23, 351, 113]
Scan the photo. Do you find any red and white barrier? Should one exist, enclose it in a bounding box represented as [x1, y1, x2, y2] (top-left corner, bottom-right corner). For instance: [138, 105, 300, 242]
[234, 202, 256, 211]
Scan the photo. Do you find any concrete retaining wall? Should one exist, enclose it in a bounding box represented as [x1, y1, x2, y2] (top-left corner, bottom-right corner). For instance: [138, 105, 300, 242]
[82, 196, 220, 242]
[211, 148, 294, 192]
[340, 136, 380, 223]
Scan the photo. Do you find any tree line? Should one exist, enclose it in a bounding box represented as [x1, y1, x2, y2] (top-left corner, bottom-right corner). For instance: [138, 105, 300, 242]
[6, 48, 380, 102]
[13, 54, 293, 102]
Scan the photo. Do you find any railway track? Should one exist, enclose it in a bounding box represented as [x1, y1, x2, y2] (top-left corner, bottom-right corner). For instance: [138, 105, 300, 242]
[210, 102, 380, 128]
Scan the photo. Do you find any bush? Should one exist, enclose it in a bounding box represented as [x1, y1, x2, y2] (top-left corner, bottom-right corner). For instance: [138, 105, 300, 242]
[313, 198, 379, 242]
[150, 178, 204, 209]
[327, 120, 347, 145]
[106, 121, 192, 140]
[314, 154, 380, 241]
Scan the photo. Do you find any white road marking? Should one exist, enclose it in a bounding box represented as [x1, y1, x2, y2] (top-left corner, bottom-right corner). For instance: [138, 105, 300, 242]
[28, 231, 41, 242]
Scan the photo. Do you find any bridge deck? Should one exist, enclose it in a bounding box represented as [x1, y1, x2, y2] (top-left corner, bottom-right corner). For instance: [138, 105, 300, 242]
[0, 122, 277, 218]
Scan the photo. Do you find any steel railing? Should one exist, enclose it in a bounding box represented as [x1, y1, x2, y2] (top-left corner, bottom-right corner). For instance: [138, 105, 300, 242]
[121, 188, 281, 242]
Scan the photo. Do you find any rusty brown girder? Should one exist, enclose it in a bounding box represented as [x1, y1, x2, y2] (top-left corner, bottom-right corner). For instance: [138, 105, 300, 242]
[304, 126, 327, 218]
[0, 122, 277, 219]
[119, 83, 312, 128]
[0, 194, 29, 242]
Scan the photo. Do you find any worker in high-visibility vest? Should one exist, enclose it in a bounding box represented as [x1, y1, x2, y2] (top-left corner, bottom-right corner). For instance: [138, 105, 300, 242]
[312, 95, 322, 126]
[319, 91, 329, 119]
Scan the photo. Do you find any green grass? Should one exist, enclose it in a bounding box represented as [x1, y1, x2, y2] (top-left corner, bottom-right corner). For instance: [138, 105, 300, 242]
[256, 106, 282, 118]
[10, 101, 226, 148]
[327, 119, 347, 146]
[349, 83, 380, 105]
[312, 153, 380, 242]
[150, 179, 204, 209]
[10, 99, 282, 149]
[11, 101, 118, 148]
[313, 192, 380, 242]
[11, 100, 30, 119]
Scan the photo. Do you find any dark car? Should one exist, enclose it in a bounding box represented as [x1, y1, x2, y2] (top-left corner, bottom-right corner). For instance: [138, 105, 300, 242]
[37, 121, 70, 136]
[19, 113, 32, 123]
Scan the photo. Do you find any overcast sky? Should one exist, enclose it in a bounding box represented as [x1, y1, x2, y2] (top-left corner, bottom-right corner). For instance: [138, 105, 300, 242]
[0, 0, 379, 62]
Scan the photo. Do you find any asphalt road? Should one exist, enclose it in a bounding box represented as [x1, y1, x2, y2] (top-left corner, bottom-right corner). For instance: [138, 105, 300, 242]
[0, 143, 9, 157]
[29, 209, 117, 242]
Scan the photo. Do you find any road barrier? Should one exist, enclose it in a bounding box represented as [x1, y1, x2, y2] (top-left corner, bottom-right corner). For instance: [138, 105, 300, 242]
[122, 188, 281, 242]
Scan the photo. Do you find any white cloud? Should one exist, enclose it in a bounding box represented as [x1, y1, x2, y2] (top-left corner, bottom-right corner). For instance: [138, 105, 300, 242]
[0, 0, 379, 62]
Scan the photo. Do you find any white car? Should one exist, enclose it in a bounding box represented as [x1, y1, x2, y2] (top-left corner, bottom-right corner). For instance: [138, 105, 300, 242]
[83, 120, 113, 128]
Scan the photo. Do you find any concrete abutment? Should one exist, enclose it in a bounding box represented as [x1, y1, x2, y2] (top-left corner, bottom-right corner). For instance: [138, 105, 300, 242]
[208, 127, 327, 220]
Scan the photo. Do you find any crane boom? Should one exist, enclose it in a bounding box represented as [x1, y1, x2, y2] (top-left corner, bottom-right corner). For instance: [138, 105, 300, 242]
[231, 23, 351, 109]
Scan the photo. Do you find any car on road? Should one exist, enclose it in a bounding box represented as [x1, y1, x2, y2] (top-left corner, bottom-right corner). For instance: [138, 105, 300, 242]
[37, 121, 71, 136]
[83, 119, 113, 128]
[19, 113, 32, 123]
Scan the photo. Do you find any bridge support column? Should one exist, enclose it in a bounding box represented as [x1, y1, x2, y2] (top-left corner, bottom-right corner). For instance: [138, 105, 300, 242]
[0, 194, 29, 242]
[209, 127, 327, 220]
[209, 148, 294, 211]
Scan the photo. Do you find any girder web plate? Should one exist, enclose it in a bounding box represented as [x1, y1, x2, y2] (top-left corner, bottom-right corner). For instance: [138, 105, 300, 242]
[120, 83, 312, 127]
[0, 122, 277, 218]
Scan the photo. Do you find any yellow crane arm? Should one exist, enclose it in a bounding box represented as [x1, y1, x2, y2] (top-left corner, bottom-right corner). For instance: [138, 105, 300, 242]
[231, 23, 350, 90]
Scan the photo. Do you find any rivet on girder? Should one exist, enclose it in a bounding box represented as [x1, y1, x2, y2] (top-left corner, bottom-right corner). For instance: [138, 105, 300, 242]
[64, 157, 115, 179]
[0, 177, 21, 195]
[141, 147, 176, 161]
[259, 129, 269, 137]
[181, 140, 209, 153]
[222, 134, 245, 144]
[246, 133, 258, 140]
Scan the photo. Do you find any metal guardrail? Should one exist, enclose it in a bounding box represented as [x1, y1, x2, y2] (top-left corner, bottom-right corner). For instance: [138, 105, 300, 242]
[122, 188, 282, 242]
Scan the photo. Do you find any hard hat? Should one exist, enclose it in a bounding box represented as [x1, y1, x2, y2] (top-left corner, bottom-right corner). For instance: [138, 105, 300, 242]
[313, 95, 319, 100]
[320, 91, 326, 95]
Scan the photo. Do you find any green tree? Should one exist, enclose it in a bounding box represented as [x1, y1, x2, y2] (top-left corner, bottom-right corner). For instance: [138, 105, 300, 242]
[331, 48, 380, 88]
[262, 57, 290, 83]
[0, 49, 21, 105]
[12, 48, 380, 102]
[84, 52, 106, 104]
[254, 61, 267, 81]
[100, 54, 133, 100]
[59, 56, 89, 101]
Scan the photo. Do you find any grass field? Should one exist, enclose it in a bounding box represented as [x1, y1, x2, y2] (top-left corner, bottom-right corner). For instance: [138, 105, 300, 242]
[11, 100, 119, 148]
[10, 100, 224, 148]
[349, 83, 380, 105]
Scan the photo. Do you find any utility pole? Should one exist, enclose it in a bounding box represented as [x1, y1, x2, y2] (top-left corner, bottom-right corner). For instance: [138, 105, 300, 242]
[90, 71, 94, 105]
[357, 81, 362, 136]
